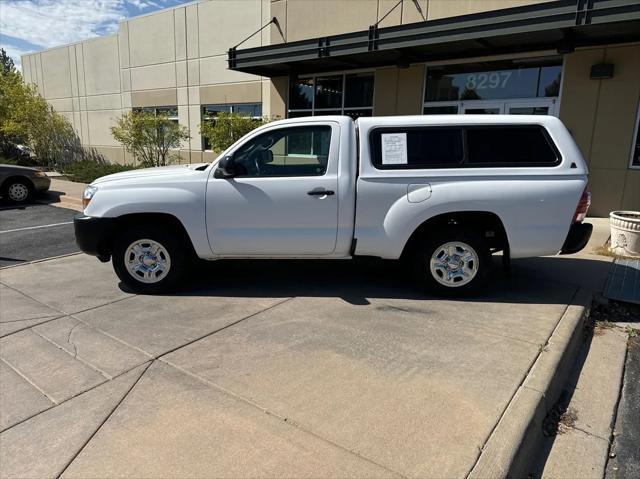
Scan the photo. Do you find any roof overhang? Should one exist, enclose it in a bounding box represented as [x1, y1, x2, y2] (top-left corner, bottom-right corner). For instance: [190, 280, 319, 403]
[228, 0, 640, 77]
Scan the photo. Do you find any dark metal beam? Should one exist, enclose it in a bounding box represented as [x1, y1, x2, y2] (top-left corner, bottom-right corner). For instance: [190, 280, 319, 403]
[229, 0, 640, 76]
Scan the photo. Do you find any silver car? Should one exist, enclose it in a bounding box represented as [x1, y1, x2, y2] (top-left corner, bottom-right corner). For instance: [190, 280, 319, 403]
[0, 164, 51, 204]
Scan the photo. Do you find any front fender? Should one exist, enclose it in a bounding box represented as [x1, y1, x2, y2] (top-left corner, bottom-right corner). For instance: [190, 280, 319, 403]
[84, 183, 211, 258]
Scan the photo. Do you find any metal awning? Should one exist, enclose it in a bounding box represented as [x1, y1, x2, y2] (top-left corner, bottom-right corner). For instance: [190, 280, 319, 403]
[228, 0, 640, 77]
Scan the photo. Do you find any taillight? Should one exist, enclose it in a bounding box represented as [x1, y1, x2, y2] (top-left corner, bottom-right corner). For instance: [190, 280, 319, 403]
[573, 186, 591, 223]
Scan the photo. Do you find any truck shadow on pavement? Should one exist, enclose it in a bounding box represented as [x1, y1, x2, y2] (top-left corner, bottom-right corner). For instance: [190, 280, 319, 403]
[118, 254, 615, 306]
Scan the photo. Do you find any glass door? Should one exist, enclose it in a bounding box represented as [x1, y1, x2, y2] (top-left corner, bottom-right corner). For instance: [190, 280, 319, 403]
[458, 98, 557, 115]
[505, 98, 557, 116]
[461, 101, 504, 114]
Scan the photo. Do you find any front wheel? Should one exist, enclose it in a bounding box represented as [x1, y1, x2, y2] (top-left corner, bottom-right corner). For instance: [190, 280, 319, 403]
[112, 225, 187, 294]
[412, 228, 490, 296]
[3, 179, 33, 204]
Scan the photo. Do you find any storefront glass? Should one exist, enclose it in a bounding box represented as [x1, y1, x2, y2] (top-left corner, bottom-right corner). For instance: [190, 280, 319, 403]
[315, 76, 343, 109]
[289, 78, 314, 110]
[289, 72, 374, 119]
[425, 61, 561, 102]
[423, 57, 562, 116]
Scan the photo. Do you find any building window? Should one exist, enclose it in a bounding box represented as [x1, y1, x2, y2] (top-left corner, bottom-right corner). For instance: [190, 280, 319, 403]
[288, 72, 374, 119]
[423, 57, 562, 116]
[631, 101, 640, 169]
[133, 106, 179, 125]
[201, 103, 262, 150]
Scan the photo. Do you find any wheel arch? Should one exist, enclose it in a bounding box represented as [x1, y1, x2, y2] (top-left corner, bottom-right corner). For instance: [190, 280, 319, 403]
[1, 175, 35, 192]
[400, 211, 510, 260]
[104, 213, 198, 260]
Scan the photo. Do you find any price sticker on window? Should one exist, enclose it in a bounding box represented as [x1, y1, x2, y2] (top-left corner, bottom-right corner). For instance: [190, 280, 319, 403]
[381, 133, 408, 165]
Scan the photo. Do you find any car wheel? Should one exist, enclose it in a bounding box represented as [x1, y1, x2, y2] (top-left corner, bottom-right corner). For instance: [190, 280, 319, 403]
[112, 225, 186, 294]
[412, 228, 490, 296]
[3, 178, 33, 203]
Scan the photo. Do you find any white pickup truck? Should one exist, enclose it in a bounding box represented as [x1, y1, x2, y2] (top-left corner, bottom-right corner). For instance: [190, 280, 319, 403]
[75, 115, 592, 295]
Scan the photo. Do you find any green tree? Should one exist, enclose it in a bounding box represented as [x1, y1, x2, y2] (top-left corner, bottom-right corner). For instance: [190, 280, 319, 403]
[0, 67, 78, 166]
[0, 48, 16, 76]
[111, 111, 190, 167]
[200, 112, 268, 152]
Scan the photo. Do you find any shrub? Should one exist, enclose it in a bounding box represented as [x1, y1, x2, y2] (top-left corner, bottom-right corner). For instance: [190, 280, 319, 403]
[61, 160, 136, 184]
[111, 111, 190, 168]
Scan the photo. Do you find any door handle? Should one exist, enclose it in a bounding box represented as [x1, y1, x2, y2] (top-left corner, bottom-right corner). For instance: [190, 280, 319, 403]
[307, 189, 335, 196]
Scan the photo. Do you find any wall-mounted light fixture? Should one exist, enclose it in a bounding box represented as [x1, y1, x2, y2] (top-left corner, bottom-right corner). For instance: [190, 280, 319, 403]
[590, 63, 615, 80]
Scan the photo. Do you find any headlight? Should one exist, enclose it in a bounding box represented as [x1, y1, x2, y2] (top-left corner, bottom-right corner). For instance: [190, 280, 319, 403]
[82, 185, 98, 209]
[34, 170, 46, 177]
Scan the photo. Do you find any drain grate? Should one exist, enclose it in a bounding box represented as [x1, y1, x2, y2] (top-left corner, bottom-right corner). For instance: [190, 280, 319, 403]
[603, 257, 640, 305]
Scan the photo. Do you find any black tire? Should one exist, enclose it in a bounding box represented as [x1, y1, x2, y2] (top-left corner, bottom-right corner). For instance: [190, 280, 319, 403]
[112, 224, 187, 294]
[411, 227, 490, 297]
[2, 178, 33, 204]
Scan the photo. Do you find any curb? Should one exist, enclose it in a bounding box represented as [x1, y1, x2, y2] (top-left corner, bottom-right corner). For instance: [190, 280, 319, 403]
[468, 287, 593, 479]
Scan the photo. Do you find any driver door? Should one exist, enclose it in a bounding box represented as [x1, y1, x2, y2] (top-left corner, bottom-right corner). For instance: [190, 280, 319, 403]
[206, 123, 340, 255]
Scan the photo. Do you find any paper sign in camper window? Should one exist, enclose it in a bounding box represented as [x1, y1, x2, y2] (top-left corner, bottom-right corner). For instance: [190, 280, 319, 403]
[381, 133, 408, 165]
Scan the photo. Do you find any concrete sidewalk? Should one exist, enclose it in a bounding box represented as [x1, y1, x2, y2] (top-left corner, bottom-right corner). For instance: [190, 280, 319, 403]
[0, 222, 613, 478]
[38, 178, 86, 212]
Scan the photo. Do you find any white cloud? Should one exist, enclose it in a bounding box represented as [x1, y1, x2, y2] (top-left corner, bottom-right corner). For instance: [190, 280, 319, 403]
[0, 1, 127, 50]
[0, 43, 33, 72]
[128, 0, 162, 9]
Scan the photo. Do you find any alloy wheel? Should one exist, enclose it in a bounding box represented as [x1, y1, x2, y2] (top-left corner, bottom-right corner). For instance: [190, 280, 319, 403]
[124, 239, 172, 284]
[429, 241, 479, 287]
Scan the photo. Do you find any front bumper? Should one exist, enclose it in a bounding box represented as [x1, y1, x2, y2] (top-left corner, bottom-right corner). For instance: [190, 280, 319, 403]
[560, 222, 593, 255]
[74, 214, 115, 261]
[32, 176, 51, 191]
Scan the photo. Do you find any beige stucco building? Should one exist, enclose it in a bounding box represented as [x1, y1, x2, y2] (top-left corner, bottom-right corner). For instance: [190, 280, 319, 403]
[21, 0, 640, 216]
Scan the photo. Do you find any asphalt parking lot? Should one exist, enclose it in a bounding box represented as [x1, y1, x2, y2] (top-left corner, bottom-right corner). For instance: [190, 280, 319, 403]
[0, 246, 613, 478]
[0, 202, 78, 267]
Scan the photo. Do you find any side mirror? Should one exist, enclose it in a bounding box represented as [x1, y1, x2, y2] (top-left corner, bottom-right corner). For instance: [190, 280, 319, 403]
[214, 156, 236, 179]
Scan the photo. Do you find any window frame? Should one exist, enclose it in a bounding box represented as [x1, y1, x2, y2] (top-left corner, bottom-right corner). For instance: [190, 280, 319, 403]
[230, 124, 333, 178]
[368, 124, 562, 170]
[630, 100, 640, 169]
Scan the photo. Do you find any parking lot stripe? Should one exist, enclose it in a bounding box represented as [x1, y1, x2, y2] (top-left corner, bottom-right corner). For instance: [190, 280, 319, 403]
[0, 221, 74, 234]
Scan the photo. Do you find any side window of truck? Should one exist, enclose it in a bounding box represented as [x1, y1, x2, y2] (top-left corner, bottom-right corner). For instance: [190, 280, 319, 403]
[370, 127, 464, 169]
[369, 125, 559, 169]
[233, 126, 332, 177]
[465, 126, 559, 166]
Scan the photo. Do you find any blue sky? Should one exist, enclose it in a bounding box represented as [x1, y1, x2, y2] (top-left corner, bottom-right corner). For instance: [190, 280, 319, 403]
[0, 0, 192, 70]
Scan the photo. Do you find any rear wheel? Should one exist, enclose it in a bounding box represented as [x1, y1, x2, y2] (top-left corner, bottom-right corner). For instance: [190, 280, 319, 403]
[3, 178, 33, 203]
[412, 228, 490, 296]
[112, 225, 187, 294]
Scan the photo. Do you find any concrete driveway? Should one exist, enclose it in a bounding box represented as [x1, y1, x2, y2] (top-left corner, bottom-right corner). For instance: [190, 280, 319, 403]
[0, 251, 611, 478]
[0, 204, 78, 267]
